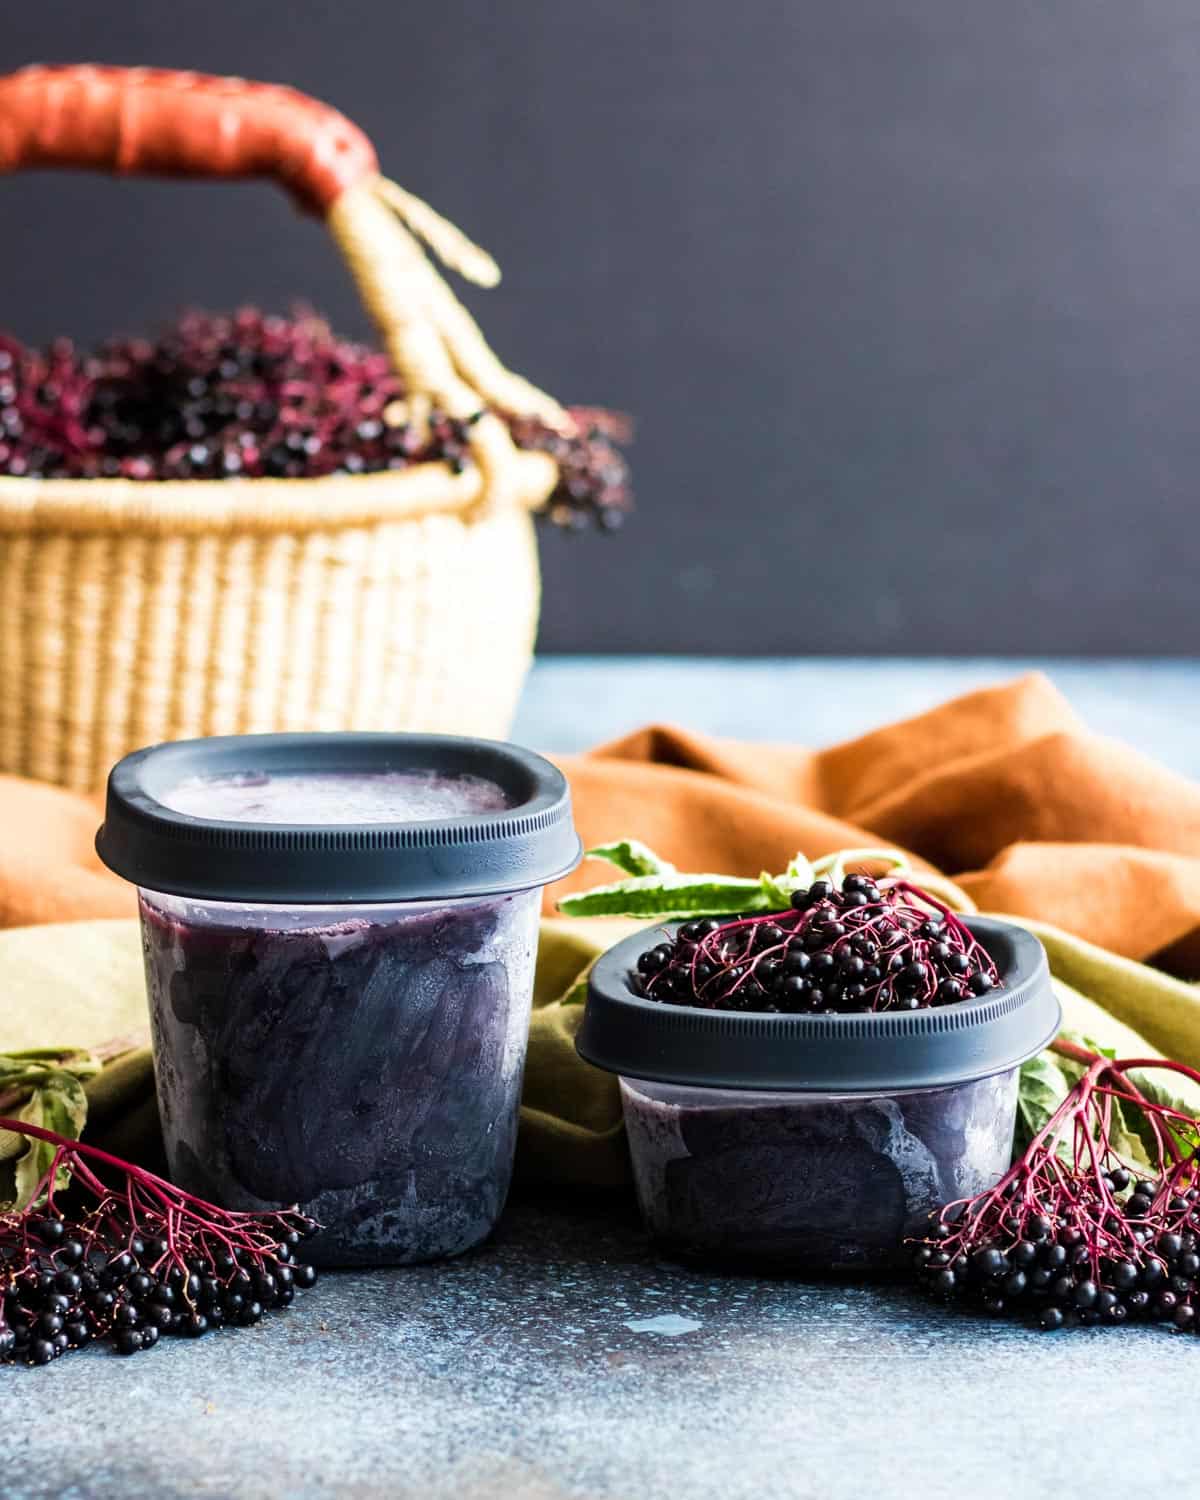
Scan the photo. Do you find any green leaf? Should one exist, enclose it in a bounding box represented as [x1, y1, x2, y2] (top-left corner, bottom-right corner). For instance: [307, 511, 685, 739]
[583, 840, 675, 878]
[758, 870, 795, 911]
[1120, 1067, 1200, 1162]
[557, 873, 769, 920]
[785, 852, 815, 889]
[811, 847, 911, 888]
[0, 1069, 88, 1212]
[1014, 1051, 1071, 1154]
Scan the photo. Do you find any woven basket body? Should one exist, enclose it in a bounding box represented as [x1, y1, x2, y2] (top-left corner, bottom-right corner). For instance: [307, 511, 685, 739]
[0, 65, 567, 790]
[0, 480, 540, 791]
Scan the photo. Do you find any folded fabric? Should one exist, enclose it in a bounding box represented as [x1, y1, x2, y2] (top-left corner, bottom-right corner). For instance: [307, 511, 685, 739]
[1, 912, 1198, 1192]
[552, 673, 1200, 976]
[4, 674, 1198, 971]
[0, 671, 1197, 1188]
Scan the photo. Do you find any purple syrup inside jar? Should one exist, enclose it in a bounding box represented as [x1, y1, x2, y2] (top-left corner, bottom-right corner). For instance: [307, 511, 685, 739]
[138, 766, 538, 1267]
[620, 1072, 1019, 1272]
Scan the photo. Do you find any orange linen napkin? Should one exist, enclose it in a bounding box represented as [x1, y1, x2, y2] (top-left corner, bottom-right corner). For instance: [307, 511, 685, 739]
[2, 673, 1198, 975]
[550, 673, 1200, 977]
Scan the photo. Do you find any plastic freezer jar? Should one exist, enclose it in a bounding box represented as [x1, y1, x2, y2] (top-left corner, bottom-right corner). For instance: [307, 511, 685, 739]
[96, 733, 581, 1266]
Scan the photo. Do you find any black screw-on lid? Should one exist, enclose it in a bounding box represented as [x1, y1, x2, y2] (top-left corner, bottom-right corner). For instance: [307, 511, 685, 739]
[96, 732, 581, 904]
[579, 916, 1059, 1092]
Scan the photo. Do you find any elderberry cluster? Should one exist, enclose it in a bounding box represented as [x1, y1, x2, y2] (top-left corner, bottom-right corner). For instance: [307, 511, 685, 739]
[915, 1170, 1200, 1333]
[0, 1211, 318, 1366]
[0, 311, 631, 529]
[634, 875, 999, 1014]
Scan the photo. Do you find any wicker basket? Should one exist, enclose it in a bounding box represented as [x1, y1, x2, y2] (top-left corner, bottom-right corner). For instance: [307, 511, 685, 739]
[0, 65, 567, 791]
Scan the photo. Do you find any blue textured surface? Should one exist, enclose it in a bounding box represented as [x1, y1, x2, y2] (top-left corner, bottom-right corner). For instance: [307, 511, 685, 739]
[2, 658, 1197, 1500]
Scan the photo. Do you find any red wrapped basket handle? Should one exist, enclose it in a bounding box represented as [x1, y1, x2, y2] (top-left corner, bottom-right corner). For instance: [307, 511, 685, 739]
[0, 63, 378, 213]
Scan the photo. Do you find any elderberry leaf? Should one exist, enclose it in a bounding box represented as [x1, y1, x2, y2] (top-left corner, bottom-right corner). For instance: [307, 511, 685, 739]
[583, 840, 676, 878]
[758, 871, 795, 911]
[1120, 1068, 1200, 1162]
[785, 852, 816, 890]
[1015, 1051, 1071, 1155]
[557, 873, 768, 919]
[0, 1069, 88, 1211]
[811, 848, 911, 889]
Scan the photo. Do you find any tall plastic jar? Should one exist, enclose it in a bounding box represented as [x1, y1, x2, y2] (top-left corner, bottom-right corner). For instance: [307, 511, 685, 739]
[579, 917, 1058, 1273]
[96, 733, 580, 1266]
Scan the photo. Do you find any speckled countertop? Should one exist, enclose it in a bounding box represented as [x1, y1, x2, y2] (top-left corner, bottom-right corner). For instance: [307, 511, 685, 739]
[0, 1194, 1190, 1500]
[2, 658, 1196, 1500]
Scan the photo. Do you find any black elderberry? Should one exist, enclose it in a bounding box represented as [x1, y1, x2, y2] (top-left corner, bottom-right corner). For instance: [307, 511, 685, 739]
[1003, 1270, 1027, 1297]
[33, 1218, 65, 1245]
[1012, 1241, 1039, 1268]
[293, 1264, 317, 1290]
[114, 1302, 141, 1328]
[29, 1338, 56, 1365]
[38, 1312, 64, 1337]
[1126, 1289, 1150, 1315]
[1173, 1304, 1196, 1331]
[1038, 1306, 1065, 1331]
[1110, 1259, 1139, 1289]
[1027, 1214, 1053, 1243]
[1155, 1291, 1179, 1319]
[57, 1239, 85, 1266]
[967, 972, 995, 995]
[974, 1247, 1009, 1279]
[114, 1328, 142, 1356]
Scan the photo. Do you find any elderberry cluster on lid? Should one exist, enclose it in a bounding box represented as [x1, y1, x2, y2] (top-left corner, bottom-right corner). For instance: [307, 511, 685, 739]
[634, 875, 1000, 1014]
[0, 311, 631, 529]
[0, 1210, 319, 1366]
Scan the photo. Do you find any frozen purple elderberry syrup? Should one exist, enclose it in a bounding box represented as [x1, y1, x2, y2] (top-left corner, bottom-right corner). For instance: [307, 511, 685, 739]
[96, 734, 580, 1266]
[580, 918, 1059, 1272]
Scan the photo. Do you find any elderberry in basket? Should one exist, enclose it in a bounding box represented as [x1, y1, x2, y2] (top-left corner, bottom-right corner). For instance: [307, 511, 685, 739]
[0, 310, 631, 529]
[635, 875, 1000, 1014]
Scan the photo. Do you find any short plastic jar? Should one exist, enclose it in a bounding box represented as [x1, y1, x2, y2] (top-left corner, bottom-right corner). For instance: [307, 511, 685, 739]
[96, 733, 580, 1267]
[579, 917, 1058, 1273]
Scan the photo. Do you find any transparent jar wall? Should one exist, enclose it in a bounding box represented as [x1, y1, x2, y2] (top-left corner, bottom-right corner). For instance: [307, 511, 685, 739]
[139, 886, 541, 1267]
[620, 1071, 1018, 1273]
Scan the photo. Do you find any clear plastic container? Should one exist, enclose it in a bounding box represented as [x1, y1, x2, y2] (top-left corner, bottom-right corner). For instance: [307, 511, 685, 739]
[579, 915, 1058, 1275]
[140, 886, 540, 1266]
[620, 1072, 1018, 1272]
[96, 734, 581, 1266]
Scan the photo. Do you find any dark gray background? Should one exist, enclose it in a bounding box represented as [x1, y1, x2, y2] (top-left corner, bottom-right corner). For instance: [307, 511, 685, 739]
[0, 2, 1196, 653]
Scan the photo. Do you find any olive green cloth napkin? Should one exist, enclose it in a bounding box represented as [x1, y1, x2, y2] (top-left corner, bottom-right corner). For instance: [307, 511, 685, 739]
[2, 914, 1198, 1188]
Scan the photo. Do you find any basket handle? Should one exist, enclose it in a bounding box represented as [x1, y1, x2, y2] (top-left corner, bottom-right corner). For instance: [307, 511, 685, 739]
[0, 64, 377, 213]
[0, 64, 564, 508]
